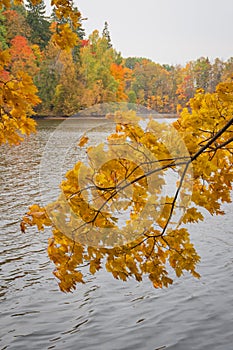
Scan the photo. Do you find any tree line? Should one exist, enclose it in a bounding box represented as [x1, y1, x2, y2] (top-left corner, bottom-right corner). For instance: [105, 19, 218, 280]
[1, 1, 233, 117]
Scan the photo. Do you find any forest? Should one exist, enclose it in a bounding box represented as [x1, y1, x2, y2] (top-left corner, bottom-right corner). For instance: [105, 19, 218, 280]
[1, 1, 233, 118]
[1, 0, 233, 292]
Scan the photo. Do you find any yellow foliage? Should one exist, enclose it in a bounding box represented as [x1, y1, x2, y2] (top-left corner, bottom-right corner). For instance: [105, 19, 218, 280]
[0, 0, 82, 146]
[52, 24, 78, 51]
[20, 77, 233, 291]
[0, 49, 11, 67]
[0, 0, 11, 9]
[0, 64, 40, 145]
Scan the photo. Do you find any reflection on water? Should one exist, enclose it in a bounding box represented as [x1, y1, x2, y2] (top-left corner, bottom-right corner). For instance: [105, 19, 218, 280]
[0, 119, 233, 350]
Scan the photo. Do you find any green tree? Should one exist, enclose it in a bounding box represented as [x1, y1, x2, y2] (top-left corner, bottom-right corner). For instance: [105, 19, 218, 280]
[34, 40, 61, 114]
[125, 57, 147, 70]
[127, 90, 137, 103]
[222, 57, 233, 81]
[0, 10, 7, 49]
[26, 0, 51, 49]
[79, 30, 119, 107]
[192, 57, 211, 90]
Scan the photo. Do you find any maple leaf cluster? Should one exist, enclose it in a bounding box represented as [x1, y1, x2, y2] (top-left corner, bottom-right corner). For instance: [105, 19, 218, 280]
[22, 83, 233, 292]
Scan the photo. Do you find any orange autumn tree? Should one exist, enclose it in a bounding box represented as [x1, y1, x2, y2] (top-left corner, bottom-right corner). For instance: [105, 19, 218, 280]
[110, 63, 131, 101]
[9, 35, 41, 76]
[0, 0, 81, 145]
[22, 81, 233, 292]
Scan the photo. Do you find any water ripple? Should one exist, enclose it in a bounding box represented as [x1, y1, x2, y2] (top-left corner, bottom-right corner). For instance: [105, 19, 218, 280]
[0, 119, 233, 350]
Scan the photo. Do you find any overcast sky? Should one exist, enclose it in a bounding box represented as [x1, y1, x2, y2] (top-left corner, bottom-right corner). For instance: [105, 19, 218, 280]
[70, 0, 233, 65]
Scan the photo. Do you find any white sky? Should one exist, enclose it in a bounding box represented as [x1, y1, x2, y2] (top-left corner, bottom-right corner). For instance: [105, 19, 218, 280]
[48, 0, 233, 65]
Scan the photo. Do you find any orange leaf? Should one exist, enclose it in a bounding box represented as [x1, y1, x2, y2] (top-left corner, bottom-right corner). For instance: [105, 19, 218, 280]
[78, 135, 89, 147]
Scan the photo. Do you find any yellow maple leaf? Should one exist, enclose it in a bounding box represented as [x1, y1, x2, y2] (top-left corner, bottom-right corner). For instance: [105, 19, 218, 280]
[52, 24, 78, 50]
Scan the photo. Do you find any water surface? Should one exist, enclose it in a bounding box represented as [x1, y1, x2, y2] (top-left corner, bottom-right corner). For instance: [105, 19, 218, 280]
[1, 119, 233, 350]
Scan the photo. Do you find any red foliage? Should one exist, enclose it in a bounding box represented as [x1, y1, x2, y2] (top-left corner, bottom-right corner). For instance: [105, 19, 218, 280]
[3, 9, 18, 20]
[81, 39, 89, 47]
[10, 36, 34, 61]
[0, 70, 10, 82]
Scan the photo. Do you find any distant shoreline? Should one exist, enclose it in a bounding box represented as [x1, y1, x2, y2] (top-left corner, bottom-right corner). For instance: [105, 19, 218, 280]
[33, 113, 178, 120]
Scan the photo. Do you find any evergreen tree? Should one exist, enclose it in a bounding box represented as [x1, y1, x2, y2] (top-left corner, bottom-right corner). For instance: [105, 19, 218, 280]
[26, 0, 51, 49]
[102, 21, 112, 48]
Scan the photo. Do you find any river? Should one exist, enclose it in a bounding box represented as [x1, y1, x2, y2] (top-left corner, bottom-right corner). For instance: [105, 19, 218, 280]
[1, 119, 233, 350]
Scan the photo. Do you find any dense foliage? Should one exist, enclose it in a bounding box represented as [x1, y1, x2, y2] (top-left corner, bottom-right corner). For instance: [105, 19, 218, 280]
[1, 1, 233, 128]
[22, 82, 233, 292]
